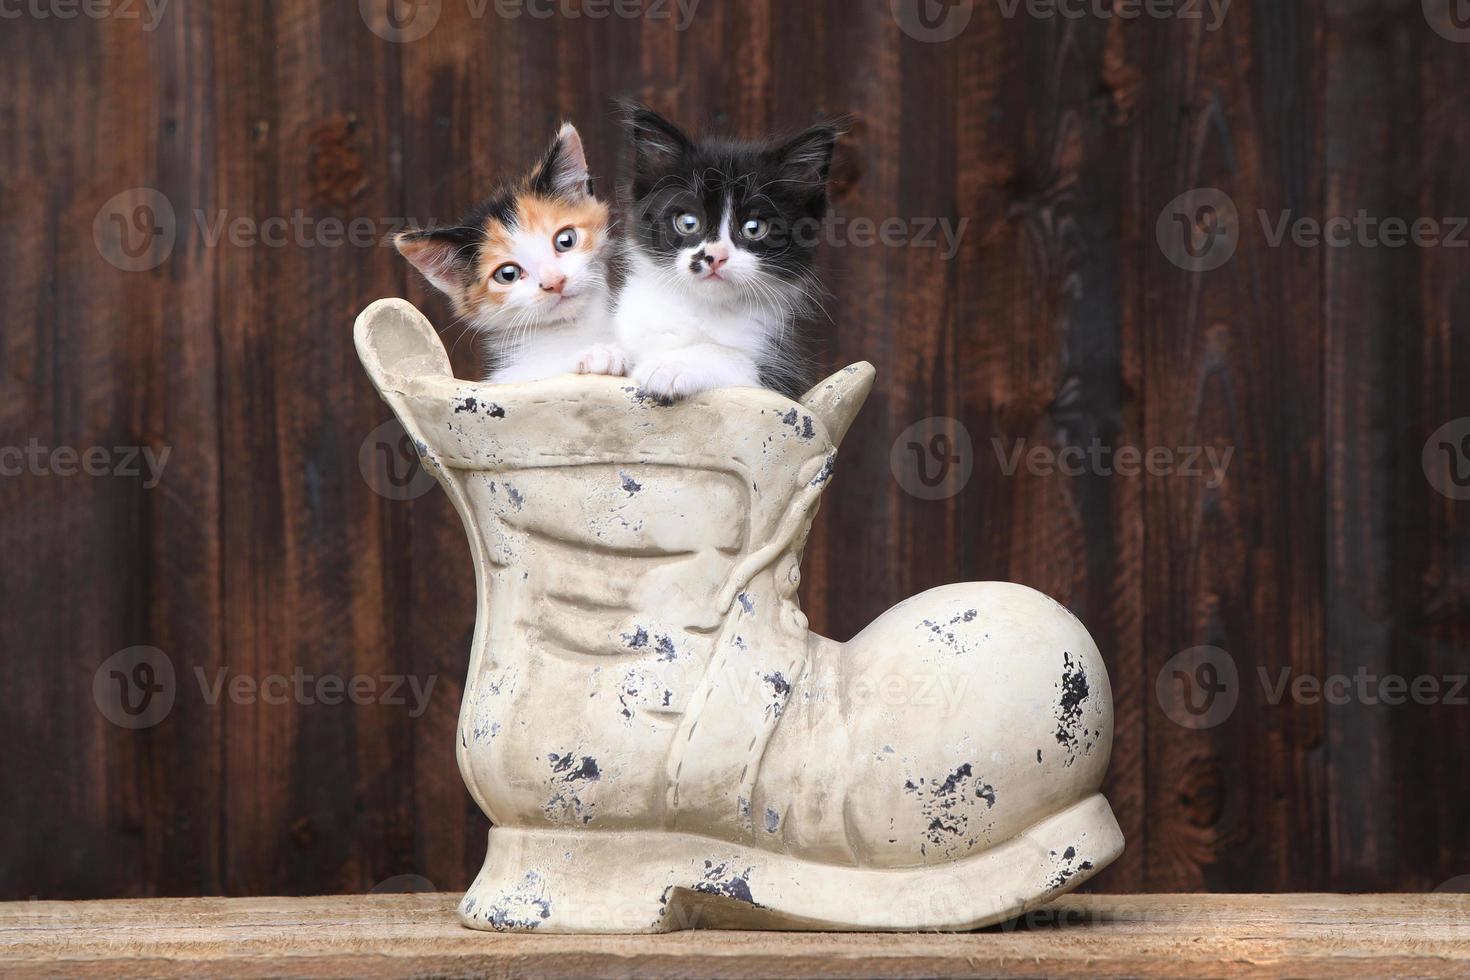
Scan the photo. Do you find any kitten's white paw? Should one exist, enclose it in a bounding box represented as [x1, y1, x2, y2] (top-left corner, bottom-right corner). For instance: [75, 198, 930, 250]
[575, 344, 630, 377]
[632, 358, 724, 401]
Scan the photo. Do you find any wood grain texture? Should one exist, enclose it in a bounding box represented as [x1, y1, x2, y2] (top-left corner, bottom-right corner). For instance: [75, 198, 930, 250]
[2, 893, 1469, 978]
[1, 0, 1467, 901]
[1139, 0, 1331, 893]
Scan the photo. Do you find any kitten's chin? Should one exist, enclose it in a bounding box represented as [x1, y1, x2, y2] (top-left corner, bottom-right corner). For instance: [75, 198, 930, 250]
[683, 269, 741, 294]
[471, 305, 571, 337]
[543, 291, 590, 322]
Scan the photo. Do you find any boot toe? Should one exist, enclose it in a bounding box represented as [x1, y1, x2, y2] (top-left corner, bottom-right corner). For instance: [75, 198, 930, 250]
[772, 582, 1113, 868]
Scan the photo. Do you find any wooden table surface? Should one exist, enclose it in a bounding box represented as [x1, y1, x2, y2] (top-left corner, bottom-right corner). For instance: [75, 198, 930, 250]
[3, 893, 1467, 978]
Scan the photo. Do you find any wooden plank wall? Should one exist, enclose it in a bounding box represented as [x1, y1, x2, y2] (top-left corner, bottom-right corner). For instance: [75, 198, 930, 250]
[1, 0, 1465, 899]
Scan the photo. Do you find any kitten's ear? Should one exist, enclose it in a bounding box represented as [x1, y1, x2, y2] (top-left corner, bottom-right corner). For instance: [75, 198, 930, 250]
[772, 118, 849, 189]
[615, 99, 692, 175]
[532, 123, 593, 199]
[395, 229, 473, 296]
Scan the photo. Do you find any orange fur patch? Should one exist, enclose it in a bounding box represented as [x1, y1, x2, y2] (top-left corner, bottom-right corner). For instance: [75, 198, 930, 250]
[467, 192, 610, 309]
[516, 192, 609, 243]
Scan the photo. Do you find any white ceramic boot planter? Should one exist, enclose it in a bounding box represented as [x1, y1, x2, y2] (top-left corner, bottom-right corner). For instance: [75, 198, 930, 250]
[356, 299, 1123, 934]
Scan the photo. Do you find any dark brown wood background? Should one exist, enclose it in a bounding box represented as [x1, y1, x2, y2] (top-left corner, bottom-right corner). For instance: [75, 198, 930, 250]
[2, 0, 1467, 901]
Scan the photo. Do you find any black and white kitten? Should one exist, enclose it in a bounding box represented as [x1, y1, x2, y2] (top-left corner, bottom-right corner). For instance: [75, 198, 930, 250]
[613, 102, 845, 400]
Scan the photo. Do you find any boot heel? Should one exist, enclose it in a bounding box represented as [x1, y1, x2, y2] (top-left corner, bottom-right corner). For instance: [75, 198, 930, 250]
[459, 827, 698, 934]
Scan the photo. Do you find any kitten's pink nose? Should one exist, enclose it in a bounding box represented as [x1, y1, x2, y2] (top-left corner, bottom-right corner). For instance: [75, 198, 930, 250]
[704, 244, 730, 270]
[539, 269, 566, 294]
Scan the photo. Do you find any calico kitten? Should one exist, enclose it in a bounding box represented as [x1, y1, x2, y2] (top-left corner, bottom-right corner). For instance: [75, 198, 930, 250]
[395, 124, 627, 384]
[613, 102, 846, 401]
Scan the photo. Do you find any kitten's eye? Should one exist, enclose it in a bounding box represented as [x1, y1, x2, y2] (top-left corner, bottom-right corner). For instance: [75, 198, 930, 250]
[741, 218, 771, 241]
[554, 227, 578, 252]
[491, 264, 522, 285]
[673, 212, 704, 236]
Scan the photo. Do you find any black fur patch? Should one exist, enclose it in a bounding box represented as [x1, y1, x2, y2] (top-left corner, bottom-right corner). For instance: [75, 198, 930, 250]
[530, 136, 567, 197]
[399, 188, 519, 287]
[619, 100, 845, 288]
